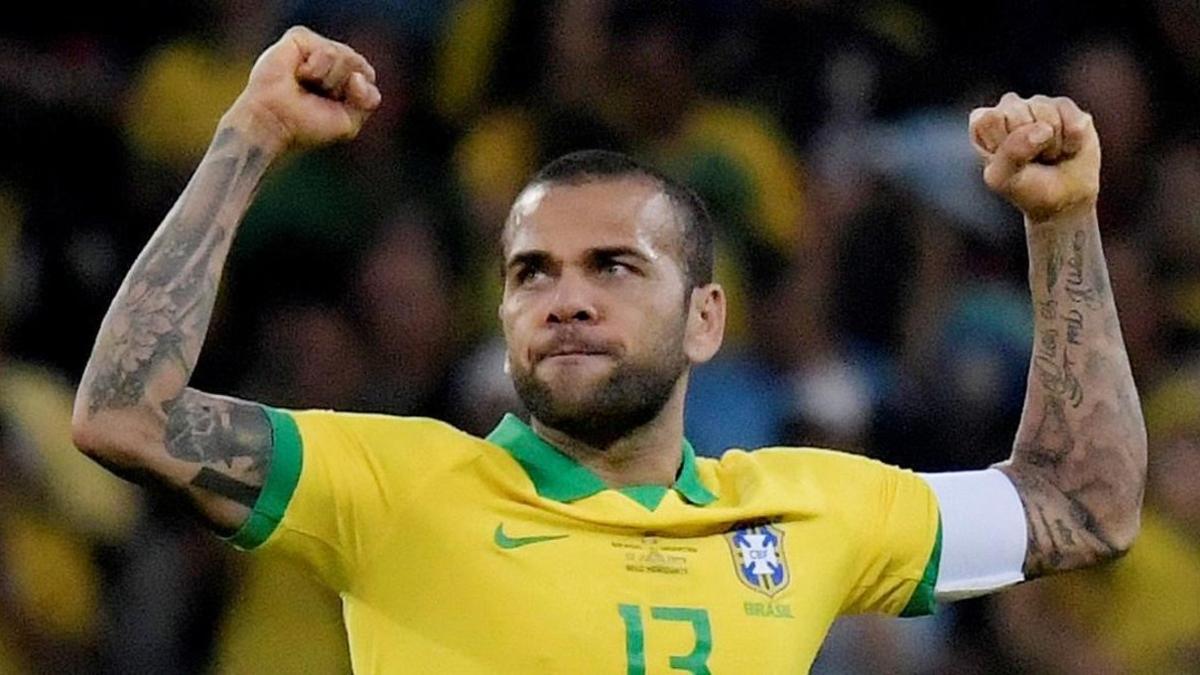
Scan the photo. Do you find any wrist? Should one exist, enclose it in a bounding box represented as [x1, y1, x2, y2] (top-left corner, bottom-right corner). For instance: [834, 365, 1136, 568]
[1024, 202, 1098, 232]
[218, 100, 290, 160]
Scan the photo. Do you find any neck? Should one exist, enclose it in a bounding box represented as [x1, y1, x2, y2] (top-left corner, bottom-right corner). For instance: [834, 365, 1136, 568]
[530, 378, 689, 489]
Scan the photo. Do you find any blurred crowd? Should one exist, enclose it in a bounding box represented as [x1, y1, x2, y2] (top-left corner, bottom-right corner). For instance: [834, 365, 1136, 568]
[1, 0, 1199, 672]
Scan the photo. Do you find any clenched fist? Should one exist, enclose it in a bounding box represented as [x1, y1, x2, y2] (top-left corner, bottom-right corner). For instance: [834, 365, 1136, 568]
[970, 93, 1100, 223]
[222, 26, 381, 156]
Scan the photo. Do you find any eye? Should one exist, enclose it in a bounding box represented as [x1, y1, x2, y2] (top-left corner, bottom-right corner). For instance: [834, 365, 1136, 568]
[600, 261, 634, 278]
[514, 266, 547, 286]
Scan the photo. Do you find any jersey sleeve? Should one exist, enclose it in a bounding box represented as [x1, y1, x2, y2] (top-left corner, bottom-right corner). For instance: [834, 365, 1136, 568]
[919, 469, 1026, 600]
[833, 455, 942, 618]
[221, 407, 475, 592]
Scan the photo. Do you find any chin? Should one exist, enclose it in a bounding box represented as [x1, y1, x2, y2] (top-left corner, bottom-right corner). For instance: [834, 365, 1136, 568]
[535, 358, 612, 387]
[536, 379, 603, 411]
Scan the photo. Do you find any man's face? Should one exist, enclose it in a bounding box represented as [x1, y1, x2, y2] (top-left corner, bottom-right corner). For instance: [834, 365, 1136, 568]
[499, 177, 701, 445]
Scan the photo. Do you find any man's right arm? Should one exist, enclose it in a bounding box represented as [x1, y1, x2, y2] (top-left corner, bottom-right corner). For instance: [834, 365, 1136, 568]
[71, 26, 380, 534]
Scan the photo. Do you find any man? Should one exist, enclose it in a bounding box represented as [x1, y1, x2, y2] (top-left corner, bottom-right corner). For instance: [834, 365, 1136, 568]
[72, 27, 1145, 673]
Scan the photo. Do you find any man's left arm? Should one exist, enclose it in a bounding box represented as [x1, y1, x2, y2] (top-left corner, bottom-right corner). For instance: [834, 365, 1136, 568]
[971, 93, 1147, 579]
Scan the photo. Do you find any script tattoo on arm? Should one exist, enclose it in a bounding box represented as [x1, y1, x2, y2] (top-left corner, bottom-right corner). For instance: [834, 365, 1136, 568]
[998, 212, 1146, 578]
[76, 127, 276, 519]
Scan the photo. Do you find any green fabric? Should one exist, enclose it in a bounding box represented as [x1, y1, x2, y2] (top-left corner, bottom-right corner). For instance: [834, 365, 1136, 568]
[493, 524, 569, 549]
[225, 407, 304, 550]
[619, 485, 669, 511]
[486, 414, 717, 510]
[900, 517, 943, 617]
[618, 604, 646, 675]
[675, 439, 716, 505]
[649, 607, 713, 674]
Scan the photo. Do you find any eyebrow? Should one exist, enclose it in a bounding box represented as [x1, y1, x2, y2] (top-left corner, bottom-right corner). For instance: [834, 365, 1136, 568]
[585, 246, 653, 265]
[505, 246, 653, 272]
[506, 250, 554, 273]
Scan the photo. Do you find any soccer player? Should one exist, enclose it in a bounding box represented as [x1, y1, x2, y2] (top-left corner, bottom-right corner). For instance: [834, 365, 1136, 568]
[72, 27, 1146, 673]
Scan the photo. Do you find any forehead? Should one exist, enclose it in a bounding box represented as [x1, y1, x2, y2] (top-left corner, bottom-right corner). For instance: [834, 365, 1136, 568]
[504, 177, 680, 259]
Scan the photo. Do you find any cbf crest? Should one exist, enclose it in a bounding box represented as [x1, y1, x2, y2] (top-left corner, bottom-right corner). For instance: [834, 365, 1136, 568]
[726, 524, 789, 597]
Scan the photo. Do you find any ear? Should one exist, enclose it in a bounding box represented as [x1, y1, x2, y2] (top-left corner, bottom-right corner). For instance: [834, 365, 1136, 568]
[683, 283, 726, 364]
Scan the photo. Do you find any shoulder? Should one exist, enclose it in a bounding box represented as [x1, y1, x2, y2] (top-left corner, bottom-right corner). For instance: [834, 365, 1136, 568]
[704, 445, 898, 481]
[288, 410, 472, 439]
[698, 446, 927, 512]
[280, 409, 491, 468]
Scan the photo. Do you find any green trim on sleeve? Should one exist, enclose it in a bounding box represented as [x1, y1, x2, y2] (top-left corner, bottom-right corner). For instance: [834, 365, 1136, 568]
[900, 516, 943, 617]
[224, 407, 304, 551]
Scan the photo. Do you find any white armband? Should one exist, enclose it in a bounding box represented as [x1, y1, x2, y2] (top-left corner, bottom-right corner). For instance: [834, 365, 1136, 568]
[919, 468, 1027, 601]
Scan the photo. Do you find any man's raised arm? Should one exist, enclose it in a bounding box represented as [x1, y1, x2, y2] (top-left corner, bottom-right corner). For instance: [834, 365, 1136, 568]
[971, 93, 1147, 578]
[71, 27, 380, 533]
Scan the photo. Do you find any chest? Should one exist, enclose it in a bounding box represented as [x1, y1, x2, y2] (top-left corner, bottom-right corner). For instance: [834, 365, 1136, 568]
[351, 492, 855, 673]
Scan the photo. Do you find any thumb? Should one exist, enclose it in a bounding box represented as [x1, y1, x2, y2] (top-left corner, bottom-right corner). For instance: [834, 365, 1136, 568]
[984, 122, 1054, 191]
[346, 71, 382, 111]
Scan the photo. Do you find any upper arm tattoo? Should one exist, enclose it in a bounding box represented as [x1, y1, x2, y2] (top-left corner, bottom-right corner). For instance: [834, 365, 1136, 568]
[163, 389, 273, 509]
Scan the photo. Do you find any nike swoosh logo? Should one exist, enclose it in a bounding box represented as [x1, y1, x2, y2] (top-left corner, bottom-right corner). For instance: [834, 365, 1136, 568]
[494, 523, 569, 549]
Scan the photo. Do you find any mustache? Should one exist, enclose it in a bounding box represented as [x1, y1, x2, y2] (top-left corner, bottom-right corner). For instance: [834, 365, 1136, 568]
[534, 329, 621, 362]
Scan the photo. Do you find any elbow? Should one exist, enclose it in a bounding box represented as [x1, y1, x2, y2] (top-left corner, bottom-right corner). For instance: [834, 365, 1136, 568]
[70, 399, 151, 469]
[71, 407, 118, 464]
[71, 395, 102, 456]
[71, 411, 158, 486]
[1097, 463, 1146, 563]
[1101, 510, 1141, 563]
[1113, 431, 1149, 558]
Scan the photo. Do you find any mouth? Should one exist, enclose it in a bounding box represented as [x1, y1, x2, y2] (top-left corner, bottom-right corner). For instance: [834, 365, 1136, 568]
[537, 344, 614, 365]
[541, 350, 611, 362]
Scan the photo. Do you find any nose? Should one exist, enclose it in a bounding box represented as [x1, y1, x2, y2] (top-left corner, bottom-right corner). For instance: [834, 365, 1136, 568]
[546, 272, 597, 325]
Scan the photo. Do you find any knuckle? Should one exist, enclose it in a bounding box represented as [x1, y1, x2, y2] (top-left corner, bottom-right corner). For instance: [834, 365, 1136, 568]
[977, 109, 1002, 126]
[983, 167, 1005, 190]
[1032, 103, 1057, 119]
[1003, 108, 1031, 124]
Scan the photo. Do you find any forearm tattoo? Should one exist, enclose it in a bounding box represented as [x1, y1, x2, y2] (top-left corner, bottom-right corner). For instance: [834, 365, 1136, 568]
[1001, 217, 1146, 577]
[79, 128, 273, 503]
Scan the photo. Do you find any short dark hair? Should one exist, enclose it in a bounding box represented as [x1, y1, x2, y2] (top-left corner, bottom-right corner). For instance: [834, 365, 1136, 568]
[522, 149, 714, 289]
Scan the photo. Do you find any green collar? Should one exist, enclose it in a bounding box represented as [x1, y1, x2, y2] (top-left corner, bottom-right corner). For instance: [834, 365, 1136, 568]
[486, 413, 717, 511]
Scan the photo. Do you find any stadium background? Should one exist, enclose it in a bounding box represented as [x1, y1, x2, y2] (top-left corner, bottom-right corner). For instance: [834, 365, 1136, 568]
[1, 0, 1198, 672]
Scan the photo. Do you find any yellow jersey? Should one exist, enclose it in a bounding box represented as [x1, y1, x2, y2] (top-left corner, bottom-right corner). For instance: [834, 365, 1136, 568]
[230, 410, 941, 674]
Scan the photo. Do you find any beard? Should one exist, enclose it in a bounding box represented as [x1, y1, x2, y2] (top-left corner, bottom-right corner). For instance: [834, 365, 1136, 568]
[511, 337, 689, 449]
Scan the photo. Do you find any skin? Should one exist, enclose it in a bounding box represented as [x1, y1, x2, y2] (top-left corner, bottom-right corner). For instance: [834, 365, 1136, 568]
[499, 177, 725, 486]
[71, 26, 380, 532]
[73, 23, 1143, 580]
[971, 93, 1146, 576]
